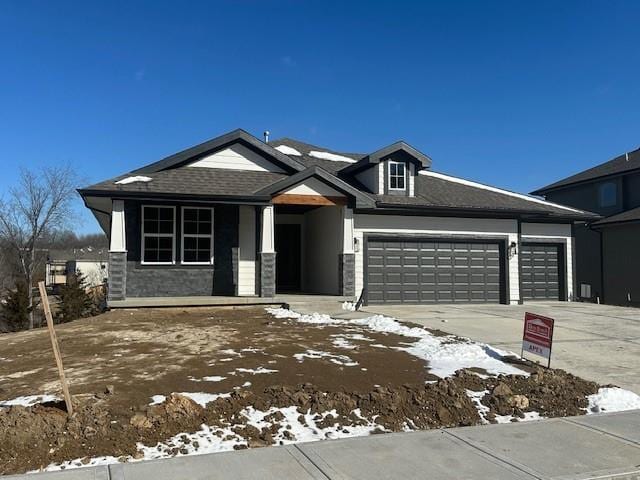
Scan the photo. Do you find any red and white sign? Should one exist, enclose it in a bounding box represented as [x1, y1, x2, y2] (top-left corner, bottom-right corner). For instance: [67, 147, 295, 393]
[522, 312, 554, 365]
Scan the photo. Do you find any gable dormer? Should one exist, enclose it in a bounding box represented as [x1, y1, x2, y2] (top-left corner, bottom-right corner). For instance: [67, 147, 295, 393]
[342, 141, 431, 197]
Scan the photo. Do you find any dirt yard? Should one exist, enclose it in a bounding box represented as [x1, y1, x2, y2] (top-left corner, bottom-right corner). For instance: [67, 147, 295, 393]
[0, 306, 619, 475]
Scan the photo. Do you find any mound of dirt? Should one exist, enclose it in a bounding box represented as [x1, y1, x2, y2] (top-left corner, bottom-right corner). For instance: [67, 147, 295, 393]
[0, 366, 601, 475]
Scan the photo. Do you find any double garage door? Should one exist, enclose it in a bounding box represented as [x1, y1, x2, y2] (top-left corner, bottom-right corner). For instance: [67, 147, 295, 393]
[366, 239, 505, 304]
[365, 238, 564, 304]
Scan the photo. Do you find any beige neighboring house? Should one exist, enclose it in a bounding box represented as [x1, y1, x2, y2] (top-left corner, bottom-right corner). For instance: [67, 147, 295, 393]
[45, 248, 109, 290]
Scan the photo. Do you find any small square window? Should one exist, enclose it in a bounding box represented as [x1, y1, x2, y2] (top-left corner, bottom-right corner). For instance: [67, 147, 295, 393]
[598, 182, 617, 208]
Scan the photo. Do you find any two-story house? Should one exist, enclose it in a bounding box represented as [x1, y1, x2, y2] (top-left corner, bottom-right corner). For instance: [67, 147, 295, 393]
[532, 148, 640, 306]
[79, 129, 595, 307]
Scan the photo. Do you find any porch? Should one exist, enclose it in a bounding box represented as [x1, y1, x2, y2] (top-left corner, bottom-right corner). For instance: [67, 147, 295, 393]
[108, 294, 355, 309]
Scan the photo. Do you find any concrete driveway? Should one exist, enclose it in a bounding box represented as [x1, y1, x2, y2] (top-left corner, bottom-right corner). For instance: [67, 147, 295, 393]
[360, 302, 640, 393]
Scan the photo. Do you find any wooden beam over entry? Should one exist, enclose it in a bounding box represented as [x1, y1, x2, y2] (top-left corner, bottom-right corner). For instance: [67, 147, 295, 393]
[272, 194, 347, 206]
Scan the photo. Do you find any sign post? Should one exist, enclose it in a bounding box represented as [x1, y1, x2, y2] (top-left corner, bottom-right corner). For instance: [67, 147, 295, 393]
[521, 312, 554, 368]
[38, 281, 74, 415]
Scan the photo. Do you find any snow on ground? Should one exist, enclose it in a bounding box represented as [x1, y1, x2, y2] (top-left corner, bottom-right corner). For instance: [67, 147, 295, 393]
[149, 395, 166, 406]
[229, 367, 278, 375]
[266, 308, 525, 378]
[0, 394, 59, 408]
[274, 145, 302, 156]
[308, 150, 357, 163]
[342, 301, 357, 311]
[495, 411, 543, 424]
[466, 390, 491, 424]
[587, 387, 640, 414]
[293, 349, 359, 366]
[201, 376, 227, 382]
[114, 175, 152, 185]
[178, 392, 231, 407]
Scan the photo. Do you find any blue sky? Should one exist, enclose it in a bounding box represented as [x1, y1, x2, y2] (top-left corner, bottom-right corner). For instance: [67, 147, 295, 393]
[1, 1, 639, 234]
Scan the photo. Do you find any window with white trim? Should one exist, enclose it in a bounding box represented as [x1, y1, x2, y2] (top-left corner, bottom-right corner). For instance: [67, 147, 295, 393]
[142, 206, 175, 264]
[388, 161, 406, 190]
[182, 207, 214, 264]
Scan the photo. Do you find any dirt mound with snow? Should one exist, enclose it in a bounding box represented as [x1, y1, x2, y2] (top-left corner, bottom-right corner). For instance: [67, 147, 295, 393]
[0, 367, 599, 475]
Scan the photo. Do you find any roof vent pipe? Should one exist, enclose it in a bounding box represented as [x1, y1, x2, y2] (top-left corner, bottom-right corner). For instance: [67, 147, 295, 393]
[626, 152, 629, 161]
[264, 130, 270, 143]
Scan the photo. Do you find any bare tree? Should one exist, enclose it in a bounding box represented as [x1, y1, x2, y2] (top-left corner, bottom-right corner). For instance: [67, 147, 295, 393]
[0, 166, 78, 329]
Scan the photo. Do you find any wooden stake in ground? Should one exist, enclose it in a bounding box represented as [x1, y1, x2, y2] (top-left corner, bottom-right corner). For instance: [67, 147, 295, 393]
[38, 281, 73, 415]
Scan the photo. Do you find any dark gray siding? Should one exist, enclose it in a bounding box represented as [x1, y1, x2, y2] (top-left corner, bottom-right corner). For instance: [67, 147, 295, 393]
[573, 223, 603, 301]
[544, 178, 624, 217]
[623, 172, 640, 210]
[602, 224, 640, 306]
[124, 200, 238, 297]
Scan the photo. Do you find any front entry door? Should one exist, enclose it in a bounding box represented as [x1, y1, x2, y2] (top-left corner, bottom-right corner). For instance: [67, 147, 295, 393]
[275, 224, 301, 292]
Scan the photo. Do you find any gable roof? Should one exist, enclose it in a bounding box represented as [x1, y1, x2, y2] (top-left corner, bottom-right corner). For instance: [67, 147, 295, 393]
[131, 129, 307, 175]
[532, 147, 640, 195]
[255, 166, 376, 209]
[341, 141, 432, 175]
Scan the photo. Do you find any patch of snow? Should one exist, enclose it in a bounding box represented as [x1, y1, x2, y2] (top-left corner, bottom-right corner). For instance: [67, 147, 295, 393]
[234, 381, 252, 390]
[466, 389, 491, 424]
[274, 145, 302, 156]
[495, 411, 543, 424]
[201, 376, 226, 382]
[309, 150, 357, 163]
[0, 394, 59, 408]
[115, 175, 152, 185]
[178, 392, 231, 407]
[34, 455, 124, 472]
[587, 387, 640, 414]
[228, 367, 278, 375]
[294, 349, 359, 367]
[418, 170, 583, 213]
[342, 301, 357, 311]
[332, 337, 357, 350]
[267, 308, 526, 378]
[149, 395, 166, 406]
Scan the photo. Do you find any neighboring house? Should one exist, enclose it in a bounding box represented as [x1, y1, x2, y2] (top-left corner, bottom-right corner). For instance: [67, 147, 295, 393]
[45, 248, 109, 290]
[78, 129, 596, 307]
[532, 148, 640, 306]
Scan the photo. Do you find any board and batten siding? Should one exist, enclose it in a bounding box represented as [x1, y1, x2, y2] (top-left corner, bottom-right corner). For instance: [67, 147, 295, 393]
[187, 144, 285, 173]
[353, 215, 521, 304]
[238, 206, 256, 295]
[521, 222, 574, 300]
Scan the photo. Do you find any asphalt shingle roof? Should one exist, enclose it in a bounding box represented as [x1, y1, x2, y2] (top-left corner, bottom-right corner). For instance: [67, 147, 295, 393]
[592, 206, 640, 227]
[532, 148, 640, 194]
[269, 138, 364, 174]
[81, 168, 286, 197]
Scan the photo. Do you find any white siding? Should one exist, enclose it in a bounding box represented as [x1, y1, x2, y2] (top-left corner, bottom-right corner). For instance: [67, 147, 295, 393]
[187, 144, 285, 173]
[75, 261, 109, 288]
[521, 222, 574, 300]
[409, 164, 415, 196]
[354, 215, 520, 304]
[284, 178, 345, 197]
[378, 162, 385, 194]
[355, 166, 378, 194]
[238, 206, 256, 296]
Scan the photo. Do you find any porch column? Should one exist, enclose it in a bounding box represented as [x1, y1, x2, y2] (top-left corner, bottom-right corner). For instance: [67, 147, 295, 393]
[339, 206, 356, 297]
[259, 205, 276, 297]
[108, 200, 127, 303]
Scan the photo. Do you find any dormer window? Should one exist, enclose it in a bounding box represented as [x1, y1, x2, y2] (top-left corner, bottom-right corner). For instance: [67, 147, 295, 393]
[389, 161, 406, 190]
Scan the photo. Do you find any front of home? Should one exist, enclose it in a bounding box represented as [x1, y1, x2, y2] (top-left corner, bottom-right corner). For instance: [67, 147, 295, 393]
[78, 129, 596, 306]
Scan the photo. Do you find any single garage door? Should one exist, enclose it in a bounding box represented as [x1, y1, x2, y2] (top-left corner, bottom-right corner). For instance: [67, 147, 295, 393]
[366, 239, 504, 304]
[520, 243, 562, 300]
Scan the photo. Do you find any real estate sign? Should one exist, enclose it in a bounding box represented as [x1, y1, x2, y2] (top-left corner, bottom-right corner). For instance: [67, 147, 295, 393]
[522, 312, 554, 367]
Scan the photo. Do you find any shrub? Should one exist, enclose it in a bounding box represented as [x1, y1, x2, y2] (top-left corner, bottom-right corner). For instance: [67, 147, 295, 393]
[57, 272, 93, 322]
[0, 282, 30, 331]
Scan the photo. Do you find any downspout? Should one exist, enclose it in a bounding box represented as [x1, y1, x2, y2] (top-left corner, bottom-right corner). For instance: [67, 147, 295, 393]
[517, 219, 523, 305]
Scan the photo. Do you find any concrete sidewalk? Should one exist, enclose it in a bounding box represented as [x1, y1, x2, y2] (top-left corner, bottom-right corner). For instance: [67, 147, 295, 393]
[12, 410, 640, 480]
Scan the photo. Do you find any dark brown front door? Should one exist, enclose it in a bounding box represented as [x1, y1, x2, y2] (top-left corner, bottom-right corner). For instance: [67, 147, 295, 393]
[276, 224, 301, 292]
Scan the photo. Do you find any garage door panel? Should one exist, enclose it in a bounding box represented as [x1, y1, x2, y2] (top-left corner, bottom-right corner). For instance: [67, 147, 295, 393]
[521, 243, 561, 300]
[366, 238, 504, 305]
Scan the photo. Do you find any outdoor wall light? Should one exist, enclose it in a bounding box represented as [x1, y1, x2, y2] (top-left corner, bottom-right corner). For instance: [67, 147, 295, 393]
[354, 237, 360, 253]
[509, 241, 518, 257]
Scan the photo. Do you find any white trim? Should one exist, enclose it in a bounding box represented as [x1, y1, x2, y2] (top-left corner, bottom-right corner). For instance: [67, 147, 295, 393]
[409, 164, 415, 196]
[260, 205, 275, 253]
[342, 207, 355, 254]
[110, 199, 127, 252]
[141, 205, 176, 265]
[180, 206, 215, 265]
[419, 170, 585, 213]
[388, 160, 406, 191]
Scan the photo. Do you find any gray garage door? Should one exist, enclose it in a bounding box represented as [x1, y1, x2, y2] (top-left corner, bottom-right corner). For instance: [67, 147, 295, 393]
[521, 243, 561, 300]
[366, 239, 503, 304]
